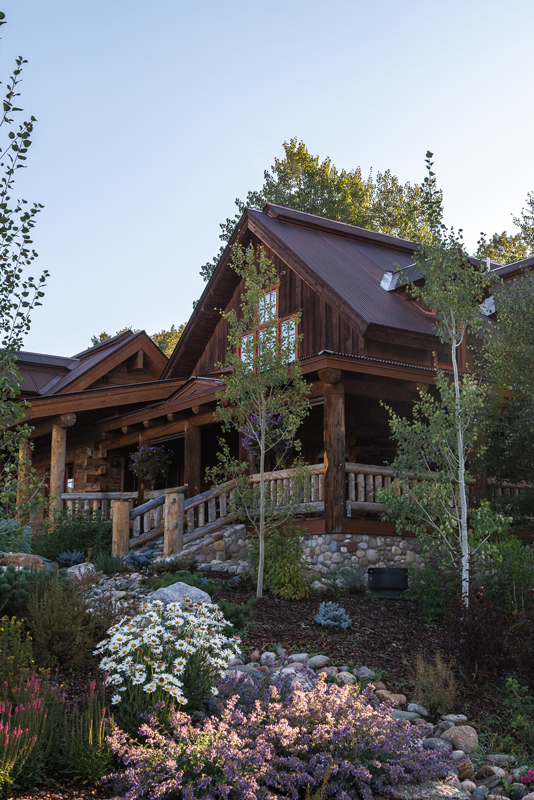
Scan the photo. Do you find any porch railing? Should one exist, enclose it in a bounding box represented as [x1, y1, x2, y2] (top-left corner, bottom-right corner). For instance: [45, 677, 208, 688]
[64, 464, 532, 559]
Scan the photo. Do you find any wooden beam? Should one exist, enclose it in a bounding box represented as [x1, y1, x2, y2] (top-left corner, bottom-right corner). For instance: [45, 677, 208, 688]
[324, 381, 345, 534]
[184, 424, 201, 498]
[29, 413, 77, 439]
[121, 426, 130, 435]
[111, 500, 130, 557]
[127, 350, 144, 372]
[49, 423, 68, 516]
[189, 411, 214, 427]
[142, 419, 154, 428]
[166, 413, 175, 422]
[318, 368, 342, 385]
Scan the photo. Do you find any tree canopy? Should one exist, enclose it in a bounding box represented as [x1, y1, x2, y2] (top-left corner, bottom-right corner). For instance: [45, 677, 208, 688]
[200, 139, 441, 281]
[90, 324, 185, 358]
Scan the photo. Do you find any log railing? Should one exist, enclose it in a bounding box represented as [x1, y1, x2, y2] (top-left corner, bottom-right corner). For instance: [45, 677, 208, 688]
[68, 465, 532, 559]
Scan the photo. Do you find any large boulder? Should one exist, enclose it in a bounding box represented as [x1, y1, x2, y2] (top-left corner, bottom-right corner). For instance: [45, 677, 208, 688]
[0, 552, 55, 570]
[440, 725, 479, 754]
[149, 581, 211, 606]
[67, 562, 96, 580]
[389, 780, 470, 799]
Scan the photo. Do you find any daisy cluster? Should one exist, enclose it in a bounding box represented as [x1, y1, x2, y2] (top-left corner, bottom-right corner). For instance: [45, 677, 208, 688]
[94, 598, 241, 706]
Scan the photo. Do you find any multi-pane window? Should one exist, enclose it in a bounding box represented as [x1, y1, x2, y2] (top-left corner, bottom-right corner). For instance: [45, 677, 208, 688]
[240, 287, 298, 367]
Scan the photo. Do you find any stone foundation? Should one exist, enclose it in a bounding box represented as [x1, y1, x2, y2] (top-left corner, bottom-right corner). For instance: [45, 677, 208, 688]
[302, 533, 423, 574]
[160, 524, 423, 575]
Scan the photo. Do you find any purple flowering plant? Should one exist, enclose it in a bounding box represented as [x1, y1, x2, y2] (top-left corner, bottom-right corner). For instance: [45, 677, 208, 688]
[521, 767, 534, 786]
[104, 676, 453, 800]
[129, 445, 172, 490]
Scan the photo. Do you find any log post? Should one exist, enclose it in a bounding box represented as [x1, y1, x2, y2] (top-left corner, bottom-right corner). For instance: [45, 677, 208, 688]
[16, 440, 33, 523]
[163, 490, 184, 557]
[320, 368, 345, 535]
[47, 414, 76, 518]
[49, 424, 67, 517]
[184, 423, 201, 498]
[112, 499, 131, 557]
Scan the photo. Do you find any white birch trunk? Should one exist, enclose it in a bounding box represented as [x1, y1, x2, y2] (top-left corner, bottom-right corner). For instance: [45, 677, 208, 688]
[451, 332, 469, 609]
[256, 400, 267, 599]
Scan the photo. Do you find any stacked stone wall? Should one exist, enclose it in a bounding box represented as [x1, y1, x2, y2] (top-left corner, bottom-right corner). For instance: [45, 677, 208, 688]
[174, 524, 422, 575]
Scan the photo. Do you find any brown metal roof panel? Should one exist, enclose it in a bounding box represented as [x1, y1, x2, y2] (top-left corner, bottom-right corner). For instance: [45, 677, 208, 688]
[254, 212, 436, 336]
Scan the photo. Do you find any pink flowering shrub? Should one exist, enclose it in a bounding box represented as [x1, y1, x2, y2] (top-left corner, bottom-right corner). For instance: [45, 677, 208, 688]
[104, 678, 453, 800]
[521, 767, 534, 786]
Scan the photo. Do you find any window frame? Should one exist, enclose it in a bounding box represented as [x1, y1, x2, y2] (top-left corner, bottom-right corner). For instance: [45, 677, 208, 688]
[239, 285, 299, 369]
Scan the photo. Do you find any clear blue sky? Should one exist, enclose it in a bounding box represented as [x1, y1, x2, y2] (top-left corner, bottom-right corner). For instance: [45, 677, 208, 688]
[3, 0, 533, 356]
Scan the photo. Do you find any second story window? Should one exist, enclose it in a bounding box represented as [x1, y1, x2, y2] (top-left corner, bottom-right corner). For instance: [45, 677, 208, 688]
[240, 286, 298, 368]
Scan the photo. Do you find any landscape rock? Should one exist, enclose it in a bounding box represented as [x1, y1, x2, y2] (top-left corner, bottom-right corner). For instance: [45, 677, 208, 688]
[375, 689, 407, 704]
[373, 680, 387, 691]
[471, 789, 487, 800]
[408, 702, 430, 717]
[487, 755, 515, 767]
[353, 666, 376, 679]
[441, 726, 479, 754]
[67, 562, 96, 579]
[149, 582, 211, 606]
[249, 649, 261, 662]
[288, 653, 309, 663]
[260, 652, 276, 666]
[456, 758, 475, 781]
[317, 666, 339, 676]
[521, 794, 534, 800]
[336, 671, 357, 685]
[476, 766, 496, 780]
[422, 737, 454, 753]
[391, 710, 421, 721]
[307, 654, 331, 669]
[312, 581, 328, 592]
[231, 664, 263, 678]
[0, 552, 55, 571]
[389, 780, 471, 799]
[509, 786, 529, 800]
[460, 781, 476, 794]
[434, 721, 455, 737]
[442, 714, 468, 723]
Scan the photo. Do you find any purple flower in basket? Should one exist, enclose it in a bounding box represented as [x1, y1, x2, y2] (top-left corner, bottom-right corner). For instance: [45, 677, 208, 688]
[129, 445, 172, 490]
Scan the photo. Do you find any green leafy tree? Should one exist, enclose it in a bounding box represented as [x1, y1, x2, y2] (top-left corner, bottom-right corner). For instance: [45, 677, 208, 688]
[0, 13, 48, 519]
[207, 243, 310, 598]
[201, 138, 439, 281]
[476, 231, 528, 265]
[513, 192, 534, 253]
[479, 270, 534, 526]
[90, 324, 184, 357]
[381, 153, 509, 607]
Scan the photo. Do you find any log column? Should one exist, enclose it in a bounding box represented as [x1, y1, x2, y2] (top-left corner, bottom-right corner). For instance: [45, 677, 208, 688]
[49, 414, 76, 517]
[184, 422, 201, 498]
[320, 368, 345, 535]
[16, 440, 33, 523]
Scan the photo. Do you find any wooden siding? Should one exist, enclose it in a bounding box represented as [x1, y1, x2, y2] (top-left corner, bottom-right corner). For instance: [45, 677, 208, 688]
[193, 238, 365, 375]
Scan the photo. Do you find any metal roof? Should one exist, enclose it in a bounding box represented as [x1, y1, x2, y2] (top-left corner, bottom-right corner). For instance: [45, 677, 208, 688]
[250, 209, 437, 336]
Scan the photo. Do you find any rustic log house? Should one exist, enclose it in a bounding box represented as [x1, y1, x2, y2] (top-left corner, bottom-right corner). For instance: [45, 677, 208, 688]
[17, 205, 531, 564]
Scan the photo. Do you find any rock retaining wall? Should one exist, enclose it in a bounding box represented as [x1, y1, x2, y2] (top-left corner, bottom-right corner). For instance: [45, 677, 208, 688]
[168, 524, 423, 575]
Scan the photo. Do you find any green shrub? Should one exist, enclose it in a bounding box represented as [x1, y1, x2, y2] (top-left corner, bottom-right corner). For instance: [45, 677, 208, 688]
[216, 598, 255, 634]
[33, 510, 112, 562]
[408, 540, 458, 620]
[25, 569, 108, 670]
[476, 538, 534, 615]
[146, 555, 199, 575]
[0, 615, 34, 685]
[64, 682, 112, 784]
[503, 677, 534, 757]
[411, 651, 456, 717]
[0, 518, 32, 553]
[92, 552, 128, 574]
[0, 564, 69, 619]
[249, 520, 309, 600]
[141, 569, 221, 596]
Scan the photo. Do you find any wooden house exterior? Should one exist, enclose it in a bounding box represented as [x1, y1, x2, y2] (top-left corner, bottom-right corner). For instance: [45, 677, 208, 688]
[18, 204, 530, 548]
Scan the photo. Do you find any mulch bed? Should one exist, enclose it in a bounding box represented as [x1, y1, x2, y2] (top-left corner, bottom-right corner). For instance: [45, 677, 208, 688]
[219, 580, 533, 725]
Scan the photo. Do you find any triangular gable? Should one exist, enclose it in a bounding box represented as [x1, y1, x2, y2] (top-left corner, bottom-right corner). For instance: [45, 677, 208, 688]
[41, 330, 167, 395]
[163, 204, 440, 379]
